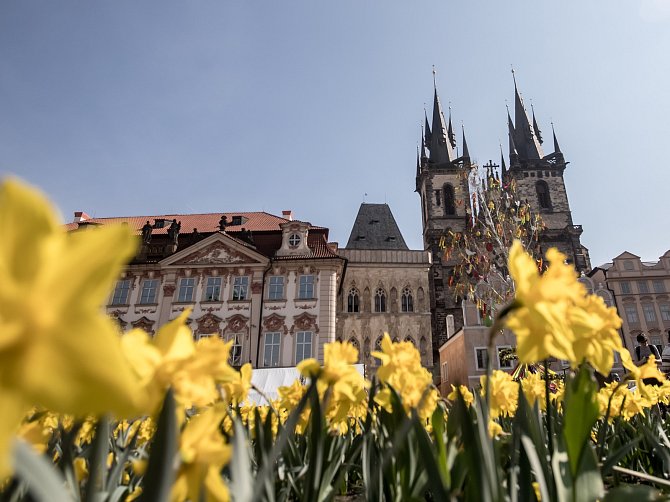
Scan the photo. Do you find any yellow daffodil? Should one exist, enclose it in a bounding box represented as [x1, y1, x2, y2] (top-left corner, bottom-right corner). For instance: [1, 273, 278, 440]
[447, 385, 474, 407]
[373, 334, 438, 421]
[488, 419, 503, 438]
[0, 178, 142, 476]
[480, 370, 518, 419]
[504, 241, 583, 365]
[505, 241, 625, 375]
[297, 341, 369, 433]
[121, 310, 243, 412]
[520, 372, 546, 410]
[171, 406, 231, 502]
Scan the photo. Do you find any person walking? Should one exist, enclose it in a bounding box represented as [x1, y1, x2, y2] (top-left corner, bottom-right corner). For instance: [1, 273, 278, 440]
[635, 333, 661, 365]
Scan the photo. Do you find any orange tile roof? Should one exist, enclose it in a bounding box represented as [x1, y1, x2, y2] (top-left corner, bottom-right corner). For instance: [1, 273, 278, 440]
[66, 211, 323, 234]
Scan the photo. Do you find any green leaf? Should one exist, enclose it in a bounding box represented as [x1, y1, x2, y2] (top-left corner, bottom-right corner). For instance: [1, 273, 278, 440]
[84, 416, 109, 502]
[520, 435, 551, 502]
[229, 419, 253, 502]
[562, 365, 599, 477]
[139, 389, 177, 502]
[13, 439, 74, 502]
[603, 484, 661, 501]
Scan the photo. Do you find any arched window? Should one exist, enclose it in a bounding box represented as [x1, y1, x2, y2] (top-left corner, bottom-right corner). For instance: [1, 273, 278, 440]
[347, 288, 359, 313]
[536, 180, 552, 210]
[348, 337, 360, 362]
[401, 287, 414, 312]
[374, 288, 387, 313]
[443, 183, 456, 215]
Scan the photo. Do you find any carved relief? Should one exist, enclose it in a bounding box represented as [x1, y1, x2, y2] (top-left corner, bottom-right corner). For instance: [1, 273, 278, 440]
[196, 313, 223, 337]
[223, 314, 249, 335]
[291, 312, 319, 334]
[251, 282, 263, 294]
[163, 284, 176, 297]
[179, 242, 250, 265]
[131, 316, 155, 336]
[262, 313, 288, 335]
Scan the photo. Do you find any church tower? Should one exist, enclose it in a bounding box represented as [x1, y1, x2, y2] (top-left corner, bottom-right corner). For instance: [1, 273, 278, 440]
[416, 77, 473, 356]
[416, 73, 591, 375]
[505, 74, 591, 272]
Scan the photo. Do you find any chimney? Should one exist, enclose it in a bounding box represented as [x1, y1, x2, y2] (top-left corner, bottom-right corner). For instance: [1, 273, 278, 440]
[282, 210, 293, 221]
[74, 211, 91, 223]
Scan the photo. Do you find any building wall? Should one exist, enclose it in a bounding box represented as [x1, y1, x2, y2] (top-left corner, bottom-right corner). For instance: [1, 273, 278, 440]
[597, 252, 670, 351]
[336, 249, 433, 374]
[106, 237, 343, 368]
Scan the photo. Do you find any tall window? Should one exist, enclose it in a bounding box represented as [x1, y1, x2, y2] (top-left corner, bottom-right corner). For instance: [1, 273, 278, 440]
[298, 275, 315, 299]
[178, 277, 196, 302]
[443, 183, 456, 215]
[401, 287, 414, 312]
[264, 332, 281, 367]
[204, 277, 222, 301]
[347, 288, 359, 313]
[653, 280, 666, 293]
[435, 190, 441, 207]
[638, 281, 650, 294]
[475, 347, 489, 371]
[620, 281, 632, 294]
[111, 279, 131, 305]
[536, 180, 552, 210]
[227, 333, 243, 366]
[642, 303, 657, 323]
[374, 288, 386, 313]
[139, 279, 158, 304]
[295, 331, 312, 363]
[624, 304, 639, 323]
[660, 304, 670, 322]
[268, 276, 284, 300]
[232, 276, 249, 301]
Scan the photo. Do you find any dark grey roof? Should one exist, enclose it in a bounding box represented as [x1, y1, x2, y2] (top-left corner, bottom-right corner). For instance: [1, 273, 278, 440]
[345, 203, 409, 250]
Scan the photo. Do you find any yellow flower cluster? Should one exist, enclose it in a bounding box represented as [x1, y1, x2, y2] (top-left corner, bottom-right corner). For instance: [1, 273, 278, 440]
[297, 341, 369, 433]
[372, 334, 438, 421]
[505, 241, 623, 375]
[479, 370, 519, 419]
[0, 179, 143, 478]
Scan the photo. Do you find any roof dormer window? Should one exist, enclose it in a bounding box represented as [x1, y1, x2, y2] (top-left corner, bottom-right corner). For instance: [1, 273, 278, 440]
[288, 233, 301, 248]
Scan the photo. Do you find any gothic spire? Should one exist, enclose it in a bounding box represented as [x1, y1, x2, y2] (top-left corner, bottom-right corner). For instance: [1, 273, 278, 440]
[424, 109, 432, 147]
[507, 107, 519, 161]
[499, 143, 507, 177]
[448, 108, 457, 148]
[551, 122, 562, 154]
[512, 71, 544, 160]
[428, 68, 456, 165]
[461, 125, 470, 159]
[420, 123, 428, 160]
[531, 102, 543, 145]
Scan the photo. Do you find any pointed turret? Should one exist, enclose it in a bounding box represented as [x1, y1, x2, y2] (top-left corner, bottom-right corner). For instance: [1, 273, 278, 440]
[500, 143, 507, 179]
[448, 109, 457, 148]
[507, 108, 519, 165]
[512, 73, 544, 160]
[461, 125, 470, 159]
[421, 123, 428, 160]
[424, 110, 432, 148]
[429, 85, 455, 164]
[551, 122, 562, 154]
[531, 103, 543, 144]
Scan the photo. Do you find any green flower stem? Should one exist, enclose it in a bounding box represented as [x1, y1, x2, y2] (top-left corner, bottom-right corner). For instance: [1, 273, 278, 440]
[544, 358, 553, 459]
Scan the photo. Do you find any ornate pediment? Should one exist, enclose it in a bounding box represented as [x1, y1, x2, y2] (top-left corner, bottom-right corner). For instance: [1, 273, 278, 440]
[291, 312, 319, 334]
[177, 241, 254, 265]
[195, 313, 223, 336]
[131, 316, 155, 336]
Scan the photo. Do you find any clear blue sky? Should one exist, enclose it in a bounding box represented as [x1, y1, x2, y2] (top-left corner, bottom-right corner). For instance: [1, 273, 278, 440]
[2, 0, 669, 267]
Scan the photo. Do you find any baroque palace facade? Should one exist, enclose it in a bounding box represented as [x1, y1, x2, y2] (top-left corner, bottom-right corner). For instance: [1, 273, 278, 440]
[68, 210, 345, 368]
